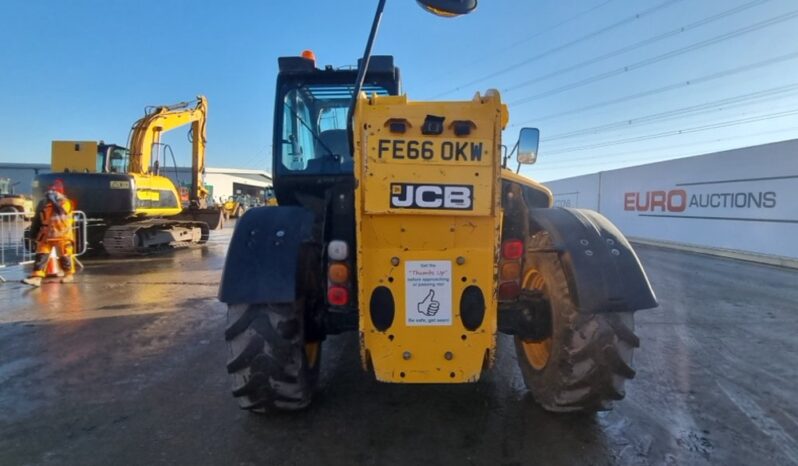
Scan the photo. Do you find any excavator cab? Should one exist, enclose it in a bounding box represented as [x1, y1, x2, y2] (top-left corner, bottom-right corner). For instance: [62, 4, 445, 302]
[96, 144, 130, 174]
[49, 141, 130, 175]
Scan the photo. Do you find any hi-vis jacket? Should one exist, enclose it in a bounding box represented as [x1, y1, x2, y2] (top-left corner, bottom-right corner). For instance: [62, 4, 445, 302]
[30, 191, 74, 243]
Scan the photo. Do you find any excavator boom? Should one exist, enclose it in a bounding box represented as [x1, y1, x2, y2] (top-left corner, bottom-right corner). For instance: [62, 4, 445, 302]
[128, 96, 208, 205]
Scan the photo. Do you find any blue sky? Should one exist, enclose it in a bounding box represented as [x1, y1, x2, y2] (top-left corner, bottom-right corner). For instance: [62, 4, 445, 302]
[1, 0, 796, 181]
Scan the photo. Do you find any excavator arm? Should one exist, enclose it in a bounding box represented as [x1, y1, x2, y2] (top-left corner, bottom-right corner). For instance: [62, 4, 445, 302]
[128, 96, 209, 205]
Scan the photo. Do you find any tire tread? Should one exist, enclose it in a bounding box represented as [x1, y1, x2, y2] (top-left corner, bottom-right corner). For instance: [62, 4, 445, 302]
[225, 303, 317, 412]
[515, 231, 639, 413]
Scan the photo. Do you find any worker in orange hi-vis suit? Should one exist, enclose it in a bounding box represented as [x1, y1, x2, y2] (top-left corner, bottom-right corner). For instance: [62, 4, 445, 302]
[22, 179, 76, 287]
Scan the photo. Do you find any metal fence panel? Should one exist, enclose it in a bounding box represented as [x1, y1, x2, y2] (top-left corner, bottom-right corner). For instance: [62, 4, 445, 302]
[0, 211, 87, 281]
[72, 211, 88, 257]
[0, 211, 33, 270]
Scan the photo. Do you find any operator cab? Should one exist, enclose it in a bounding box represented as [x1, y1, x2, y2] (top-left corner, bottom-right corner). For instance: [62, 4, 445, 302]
[97, 144, 130, 174]
[0, 177, 20, 197]
[273, 54, 401, 203]
[0, 177, 10, 195]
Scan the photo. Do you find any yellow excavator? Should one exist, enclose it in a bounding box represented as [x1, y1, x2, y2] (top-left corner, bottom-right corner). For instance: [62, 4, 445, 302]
[34, 96, 224, 255]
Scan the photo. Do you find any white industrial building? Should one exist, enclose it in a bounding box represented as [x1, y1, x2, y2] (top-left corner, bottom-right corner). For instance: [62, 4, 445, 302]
[162, 167, 272, 203]
[0, 163, 272, 203]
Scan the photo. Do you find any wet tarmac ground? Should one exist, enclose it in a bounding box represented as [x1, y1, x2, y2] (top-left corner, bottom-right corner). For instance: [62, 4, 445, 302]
[1, 225, 797, 465]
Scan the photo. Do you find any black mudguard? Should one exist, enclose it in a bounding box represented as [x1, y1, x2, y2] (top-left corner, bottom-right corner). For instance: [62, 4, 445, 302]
[218, 206, 315, 305]
[528, 207, 658, 313]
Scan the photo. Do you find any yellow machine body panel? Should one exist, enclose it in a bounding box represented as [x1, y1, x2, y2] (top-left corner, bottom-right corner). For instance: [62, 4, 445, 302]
[51, 141, 99, 173]
[354, 91, 508, 383]
[129, 173, 183, 217]
[500, 169, 554, 207]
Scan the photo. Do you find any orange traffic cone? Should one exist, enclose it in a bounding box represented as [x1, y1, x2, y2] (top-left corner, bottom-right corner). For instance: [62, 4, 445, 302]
[45, 249, 62, 278]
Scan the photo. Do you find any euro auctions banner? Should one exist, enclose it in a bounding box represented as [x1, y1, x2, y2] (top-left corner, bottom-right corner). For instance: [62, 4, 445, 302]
[547, 139, 798, 260]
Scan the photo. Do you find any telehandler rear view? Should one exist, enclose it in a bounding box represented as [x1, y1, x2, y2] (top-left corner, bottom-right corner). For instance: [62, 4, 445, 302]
[219, 0, 657, 413]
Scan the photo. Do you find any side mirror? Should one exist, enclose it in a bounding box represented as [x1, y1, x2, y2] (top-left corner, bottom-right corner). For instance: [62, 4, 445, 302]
[416, 0, 477, 17]
[517, 127, 540, 165]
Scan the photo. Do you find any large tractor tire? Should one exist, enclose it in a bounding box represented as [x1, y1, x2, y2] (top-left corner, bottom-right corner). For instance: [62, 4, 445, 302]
[225, 303, 321, 411]
[514, 231, 639, 413]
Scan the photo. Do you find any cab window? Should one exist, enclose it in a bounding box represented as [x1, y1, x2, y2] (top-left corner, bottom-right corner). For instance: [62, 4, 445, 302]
[278, 83, 389, 175]
[108, 147, 129, 173]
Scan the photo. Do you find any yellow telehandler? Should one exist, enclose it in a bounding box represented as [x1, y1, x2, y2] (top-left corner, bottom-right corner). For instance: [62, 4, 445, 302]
[218, 0, 657, 413]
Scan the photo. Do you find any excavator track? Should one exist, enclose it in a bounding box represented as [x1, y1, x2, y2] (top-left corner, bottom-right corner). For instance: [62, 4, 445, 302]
[102, 219, 210, 256]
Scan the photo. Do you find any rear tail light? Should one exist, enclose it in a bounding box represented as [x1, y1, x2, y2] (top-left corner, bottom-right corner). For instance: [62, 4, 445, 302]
[498, 281, 521, 300]
[328, 263, 349, 284]
[327, 286, 349, 306]
[327, 240, 352, 306]
[500, 262, 521, 281]
[499, 238, 524, 301]
[501, 239, 524, 260]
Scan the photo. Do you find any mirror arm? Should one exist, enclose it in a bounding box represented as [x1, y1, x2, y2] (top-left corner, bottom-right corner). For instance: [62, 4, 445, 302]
[504, 140, 519, 168]
[347, 0, 388, 151]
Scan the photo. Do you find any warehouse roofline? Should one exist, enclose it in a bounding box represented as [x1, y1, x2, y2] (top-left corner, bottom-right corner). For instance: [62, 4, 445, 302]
[0, 163, 50, 170]
[0, 162, 271, 179]
[545, 137, 797, 184]
[207, 167, 272, 178]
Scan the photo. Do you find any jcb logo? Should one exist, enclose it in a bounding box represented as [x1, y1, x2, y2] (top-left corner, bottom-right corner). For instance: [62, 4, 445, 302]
[390, 183, 473, 210]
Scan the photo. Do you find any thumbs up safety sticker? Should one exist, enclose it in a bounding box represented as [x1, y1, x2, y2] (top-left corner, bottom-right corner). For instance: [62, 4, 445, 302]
[405, 261, 452, 326]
